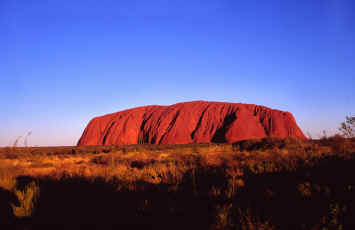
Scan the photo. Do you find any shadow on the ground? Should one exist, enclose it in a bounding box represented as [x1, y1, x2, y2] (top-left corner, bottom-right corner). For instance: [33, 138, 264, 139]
[1, 156, 355, 230]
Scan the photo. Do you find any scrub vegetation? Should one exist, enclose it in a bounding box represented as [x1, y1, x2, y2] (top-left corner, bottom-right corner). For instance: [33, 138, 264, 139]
[0, 136, 355, 229]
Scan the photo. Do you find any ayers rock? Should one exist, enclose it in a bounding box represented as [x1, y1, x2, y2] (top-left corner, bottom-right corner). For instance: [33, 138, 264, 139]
[78, 101, 306, 146]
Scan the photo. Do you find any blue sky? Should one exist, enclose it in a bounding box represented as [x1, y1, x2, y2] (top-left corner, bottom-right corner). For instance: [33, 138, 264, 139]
[1, 0, 354, 146]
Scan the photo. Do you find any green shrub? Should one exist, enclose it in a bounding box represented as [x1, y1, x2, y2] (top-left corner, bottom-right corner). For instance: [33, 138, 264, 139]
[339, 116, 355, 138]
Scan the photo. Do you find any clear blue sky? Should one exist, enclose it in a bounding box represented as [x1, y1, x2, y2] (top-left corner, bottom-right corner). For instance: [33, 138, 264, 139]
[1, 0, 354, 146]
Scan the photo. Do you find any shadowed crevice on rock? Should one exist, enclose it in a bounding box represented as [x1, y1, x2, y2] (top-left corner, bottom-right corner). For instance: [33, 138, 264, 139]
[159, 110, 181, 144]
[212, 112, 237, 143]
[102, 122, 116, 145]
[139, 112, 156, 144]
[190, 104, 211, 140]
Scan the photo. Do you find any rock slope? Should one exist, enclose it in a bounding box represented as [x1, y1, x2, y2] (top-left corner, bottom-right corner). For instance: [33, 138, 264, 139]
[78, 101, 306, 146]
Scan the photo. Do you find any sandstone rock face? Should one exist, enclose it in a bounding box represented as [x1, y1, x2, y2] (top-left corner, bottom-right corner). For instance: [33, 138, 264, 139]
[77, 101, 306, 146]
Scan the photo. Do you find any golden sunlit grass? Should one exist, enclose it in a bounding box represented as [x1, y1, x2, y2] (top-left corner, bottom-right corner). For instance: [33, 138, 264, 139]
[11, 181, 40, 218]
[0, 137, 354, 229]
[0, 138, 351, 183]
[0, 137, 352, 190]
[0, 176, 17, 191]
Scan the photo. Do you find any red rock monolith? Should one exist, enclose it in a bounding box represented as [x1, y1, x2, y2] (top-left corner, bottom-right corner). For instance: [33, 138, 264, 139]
[77, 101, 306, 146]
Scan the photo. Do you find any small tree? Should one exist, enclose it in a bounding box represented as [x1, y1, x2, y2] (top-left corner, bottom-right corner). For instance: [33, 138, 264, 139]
[339, 116, 355, 138]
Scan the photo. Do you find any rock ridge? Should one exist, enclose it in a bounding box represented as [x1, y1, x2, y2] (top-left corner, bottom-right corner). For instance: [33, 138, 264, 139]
[77, 101, 306, 146]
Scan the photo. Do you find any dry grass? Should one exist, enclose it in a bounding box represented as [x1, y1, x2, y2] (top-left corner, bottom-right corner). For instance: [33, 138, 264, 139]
[11, 181, 40, 218]
[0, 137, 353, 190]
[0, 137, 354, 229]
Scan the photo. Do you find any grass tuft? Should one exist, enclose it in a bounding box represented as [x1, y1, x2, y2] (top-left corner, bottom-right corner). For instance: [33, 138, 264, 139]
[11, 181, 40, 218]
